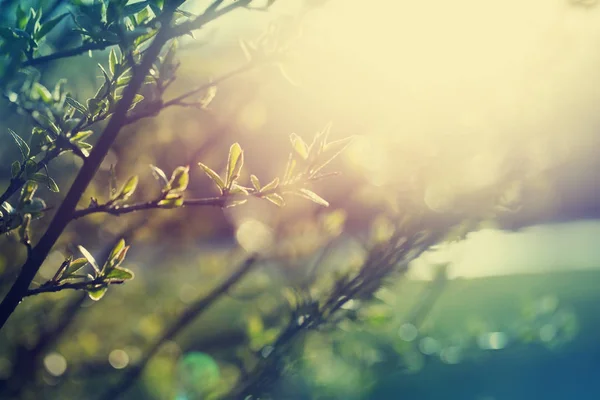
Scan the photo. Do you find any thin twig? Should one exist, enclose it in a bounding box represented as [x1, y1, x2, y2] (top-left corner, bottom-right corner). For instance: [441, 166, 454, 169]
[25, 279, 122, 297]
[124, 62, 255, 125]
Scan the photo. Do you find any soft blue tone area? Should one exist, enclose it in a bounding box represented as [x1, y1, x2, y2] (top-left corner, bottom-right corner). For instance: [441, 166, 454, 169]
[411, 220, 600, 279]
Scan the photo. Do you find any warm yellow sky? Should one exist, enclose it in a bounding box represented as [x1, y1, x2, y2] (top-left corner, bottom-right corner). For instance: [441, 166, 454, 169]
[191, 0, 600, 279]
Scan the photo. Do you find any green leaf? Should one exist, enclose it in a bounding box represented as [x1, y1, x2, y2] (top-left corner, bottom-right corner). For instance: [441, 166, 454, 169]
[264, 193, 285, 207]
[16, 5, 27, 30]
[64, 258, 88, 277]
[65, 96, 88, 115]
[11, 161, 21, 178]
[260, 177, 279, 193]
[88, 286, 107, 301]
[35, 12, 68, 40]
[150, 164, 169, 187]
[168, 166, 189, 193]
[124, 1, 150, 16]
[24, 159, 37, 177]
[95, 64, 112, 100]
[70, 130, 94, 142]
[283, 155, 296, 183]
[311, 136, 355, 175]
[113, 175, 138, 201]
[105, 266, 134, 282]
[8, 129, 30, 160]
[229, 184, 249, 195]
[103, 240, 129, 272]
[25, 8, 40, 35]
[297, 188, 329, 207]
[250, 174, 261, 191]
[157, 196, 184, 208]
[116, 74, 131, 86]
[225, 143, 244, 189]
[78, 245, 100, 276]
[289, 133, 309, 160]
[107, 239, 125, 265]
[21, 180, 37, 200]
[32, 82, 53, 103]
[29, 173, 58, 192]
[46, 176, 59, 193]
[225, 199, 248, 208]
[108, 48, 118, 76]
[198, 162, 225, 193]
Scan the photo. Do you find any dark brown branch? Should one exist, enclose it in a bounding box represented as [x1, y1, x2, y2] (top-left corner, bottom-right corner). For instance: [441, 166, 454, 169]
[124, 62, 256, 125]
[71, 197, 225, 219]
[25, 279, 123, 297]
[23, 41, 113, 67]
[21, 0, 253, 69]
[0, 12, 175, 331]
[98, 255, 259, 400]
[0, 147, 62, 205]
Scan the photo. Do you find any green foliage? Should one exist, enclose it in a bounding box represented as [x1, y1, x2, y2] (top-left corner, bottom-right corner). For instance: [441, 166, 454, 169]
[0, 1, 518, 400]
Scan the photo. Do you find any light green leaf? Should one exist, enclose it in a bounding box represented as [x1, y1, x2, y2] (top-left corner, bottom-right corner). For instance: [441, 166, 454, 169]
[107, 239, 125, 264]
[36, 12, 68, 40]
[158, 196, 184, 208]
[225, 143, 244, 189]
[198, 162, 225, 193]
[168, 166, 189, 193]
[46, 176, 59, 192]
[229, 184, 249, 195]
[28, 173, 58, 192]
[78, 245, 100, 276]
[297, 188, 329, 207]
[66, 96, 88, 115]
[8, 129, 30, 160]
[113, 175, 138, 201]
[128, 94, 144, 110]
[33, 82, 53, 103]
[250, 175, 261, 191]
[69, 130, 93, 142]
[88, 286, 107, 301]
[109, 48, 118, 76]
[260, 177, 279, 193]
[225, 199, 248, 208]
[16, 5, 27, 30]
[289, 133, 309, 160]
[64, 258, 88, 277]
[264, 193, 285, 207]
[312, 136, 355, 175]
[105, 266, 134, 282]
[11, 161, 20, 178]
[149, 164, 169, 187]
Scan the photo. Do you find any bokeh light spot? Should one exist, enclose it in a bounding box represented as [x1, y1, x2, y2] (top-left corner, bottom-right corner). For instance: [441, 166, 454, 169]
[108, 349, 130, 369]
[43, 353, 67, 377]
[235, 218, 274, 253]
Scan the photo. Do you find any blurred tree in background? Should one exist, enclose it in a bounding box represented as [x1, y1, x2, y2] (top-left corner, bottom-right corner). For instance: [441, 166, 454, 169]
[0, 1, 597, 400]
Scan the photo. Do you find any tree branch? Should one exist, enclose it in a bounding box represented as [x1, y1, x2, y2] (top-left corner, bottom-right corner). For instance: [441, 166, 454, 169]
[98, 255, 259, 400]
[24, 278, 123, 297]
[23, 41, 113, 67]
[125, 62, 255, 125]
[0, 12, 175, 331]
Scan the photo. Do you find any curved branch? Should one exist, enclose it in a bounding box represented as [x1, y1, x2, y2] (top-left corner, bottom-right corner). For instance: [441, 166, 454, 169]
[25, 278, 122, 297]
[98, 255, 259, 400]
[71, 196, 225, 220]
[23, 41, 113, 67]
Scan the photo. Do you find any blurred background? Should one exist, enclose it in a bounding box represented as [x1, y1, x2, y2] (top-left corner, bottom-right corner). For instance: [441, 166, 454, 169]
[1, 0, 600, 399]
